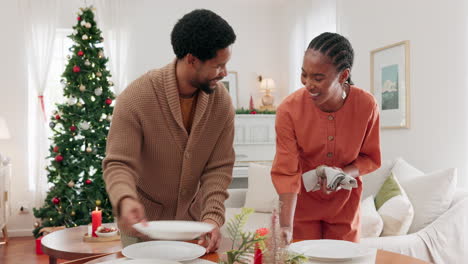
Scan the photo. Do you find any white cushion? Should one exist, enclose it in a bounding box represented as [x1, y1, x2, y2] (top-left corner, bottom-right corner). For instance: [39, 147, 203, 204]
[244, 163, 278, 213]
[360, 195, 383, 238]
[400, 168, 457, 233]
[391, 157, 424, 182]
[362, 159, 395, 199]
[376, 174, 414, 236]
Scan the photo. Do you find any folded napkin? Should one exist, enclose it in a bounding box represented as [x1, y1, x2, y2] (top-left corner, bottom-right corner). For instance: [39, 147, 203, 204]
[302, 166, 358, 192]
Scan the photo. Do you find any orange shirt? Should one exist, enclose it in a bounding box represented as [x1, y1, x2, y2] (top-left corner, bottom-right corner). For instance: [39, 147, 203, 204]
[271, 86, 381, 194]
[179, 93, 198, 134]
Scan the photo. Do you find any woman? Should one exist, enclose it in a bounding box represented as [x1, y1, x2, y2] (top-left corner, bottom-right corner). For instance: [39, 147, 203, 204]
[271, 32, 381, 243]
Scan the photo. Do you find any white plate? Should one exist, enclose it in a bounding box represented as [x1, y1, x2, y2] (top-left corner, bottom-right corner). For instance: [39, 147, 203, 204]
[133, 220, 214, 240]
[122, 241, 206, 261]
[288, 239, 373, 261]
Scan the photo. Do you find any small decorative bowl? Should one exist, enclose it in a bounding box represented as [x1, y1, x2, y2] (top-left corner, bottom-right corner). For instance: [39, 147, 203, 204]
[95, 226, 118, 237]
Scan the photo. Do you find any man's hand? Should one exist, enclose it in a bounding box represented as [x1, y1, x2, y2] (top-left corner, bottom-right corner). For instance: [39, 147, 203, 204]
[119, 197, 149, 239]
[197, 219, 221, 253]
[280, 226, 293, 244]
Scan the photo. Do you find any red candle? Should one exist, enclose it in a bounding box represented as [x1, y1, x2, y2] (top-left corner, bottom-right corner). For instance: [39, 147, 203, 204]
[254, 247, 263, 264]
[91, 207, 102, 237]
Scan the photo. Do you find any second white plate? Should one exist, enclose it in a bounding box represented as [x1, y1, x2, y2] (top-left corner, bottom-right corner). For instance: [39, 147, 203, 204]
[122, 241, 206, 262]
[288, 239, 373, 261]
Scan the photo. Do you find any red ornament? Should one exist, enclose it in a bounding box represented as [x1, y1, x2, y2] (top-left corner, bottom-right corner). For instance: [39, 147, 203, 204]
[105, 98, 112, 105]
[73, 66, 81, 73]
[53, 146, 59, 153]
[250, 110, 257, 114]
[249, 95, 255, 111]
[70, 125, 77, 132]
[52, 197, 60, 205]
[55, 114, 61, 120]
[77, 16, 81, 21]
[85, 179, 92, 185]
[55, 155, 63, 162]
[77, 50, 84, 56]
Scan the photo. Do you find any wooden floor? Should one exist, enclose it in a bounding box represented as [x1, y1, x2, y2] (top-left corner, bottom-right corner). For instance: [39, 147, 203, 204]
[0, 236, 66, 264]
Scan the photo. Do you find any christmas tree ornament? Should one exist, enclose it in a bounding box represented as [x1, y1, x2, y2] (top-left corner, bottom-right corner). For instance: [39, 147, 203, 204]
[77, 50, 84, 56]
[82, 34, 88, 40]
[95, 200, 102, 206]
[55, 155, 63, 162]
[73, 66, 81, 73]
[80, 20, 86, 26]
[77, 16, 81, 21]
[86, 146, 92, 153]
[85, 22, 91, 28]
[73, 29, 78, 35]
[77, 102, 83, 107]
[80, 121, 90, 130]
[68, 97, 78, 105]
[105, 98, 112, 105]
[49, 122, 56, 128]
[67, 180, 75, 188]
[70, 125, 77, 132]
[66, 55, 71, 59]
[94, 87, 103, 96]
[108, 81, 114, 86]
[84, 60, 91, 66]
[71, 211, 76, 216]
[85, 179, 92, 185]
[52, 197, 60, 204]
[96, 71, 102, 77]
[98, 50, 104, 58]
[79, 84, 86, 91]
[106, 115, 112, 122]
[34, 221, 40, 228]
[55, 114, 61, 120]
[53, 146, 59, 153]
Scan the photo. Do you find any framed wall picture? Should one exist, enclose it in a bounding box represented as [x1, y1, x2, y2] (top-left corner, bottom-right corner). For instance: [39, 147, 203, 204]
[221, 71, 238, 108]
[371, 40, 410, 129]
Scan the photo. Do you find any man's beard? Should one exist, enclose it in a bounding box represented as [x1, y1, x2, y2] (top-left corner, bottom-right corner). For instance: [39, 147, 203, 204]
[194, 79, 219, 95]
[198, 82, 215, 94]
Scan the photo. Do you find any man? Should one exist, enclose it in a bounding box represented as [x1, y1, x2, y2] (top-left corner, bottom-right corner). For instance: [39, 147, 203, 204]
[103, 9, 236, 253]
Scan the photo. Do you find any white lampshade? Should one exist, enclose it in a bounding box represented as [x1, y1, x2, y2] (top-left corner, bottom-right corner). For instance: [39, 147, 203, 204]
[0, 116, 11, 139]
[260, 78, 276, 92]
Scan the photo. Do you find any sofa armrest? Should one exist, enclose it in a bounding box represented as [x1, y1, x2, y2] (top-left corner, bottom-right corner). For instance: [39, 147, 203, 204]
[451, 188, 468, 207]
[225, 189, 247, 208]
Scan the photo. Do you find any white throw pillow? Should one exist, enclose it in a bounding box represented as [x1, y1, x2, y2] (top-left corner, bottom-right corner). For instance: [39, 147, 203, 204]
[362, 159, 396, 199]
[360, 195, 383, 238]
[391, 157, 424, 182]
[400, 168, 457, 233]
[375, 173, 414, 236]
[244, 163, 278, 213]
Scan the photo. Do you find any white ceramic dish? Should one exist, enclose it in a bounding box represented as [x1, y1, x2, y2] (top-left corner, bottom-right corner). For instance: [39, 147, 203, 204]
[122, 241, 206, 261]
[133, 220, 214, 240]
[288, 239, 374, 261]
[96, 230, 118, 237]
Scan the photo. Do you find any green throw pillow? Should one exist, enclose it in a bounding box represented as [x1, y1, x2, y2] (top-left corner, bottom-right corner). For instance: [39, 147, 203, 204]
[374, 172, 402, 210]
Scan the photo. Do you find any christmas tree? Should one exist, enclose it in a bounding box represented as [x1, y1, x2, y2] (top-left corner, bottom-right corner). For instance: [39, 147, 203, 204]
[33, 6, 115, 237]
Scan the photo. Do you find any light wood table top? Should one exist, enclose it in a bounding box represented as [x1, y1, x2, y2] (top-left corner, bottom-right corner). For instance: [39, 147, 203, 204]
[41, 225, 122, 264]
[82, 239, 430, 264]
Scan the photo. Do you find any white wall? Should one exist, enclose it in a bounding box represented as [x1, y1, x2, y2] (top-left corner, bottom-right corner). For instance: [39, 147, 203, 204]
[337, 0, 468, 187]
[0, 0, 31, 236]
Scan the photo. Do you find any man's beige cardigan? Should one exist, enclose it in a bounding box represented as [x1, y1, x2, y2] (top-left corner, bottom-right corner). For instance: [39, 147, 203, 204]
[103, 61, 235, 227]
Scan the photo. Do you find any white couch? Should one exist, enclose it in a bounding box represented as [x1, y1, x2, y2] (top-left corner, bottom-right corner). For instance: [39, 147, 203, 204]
[222, 159, 468, 264]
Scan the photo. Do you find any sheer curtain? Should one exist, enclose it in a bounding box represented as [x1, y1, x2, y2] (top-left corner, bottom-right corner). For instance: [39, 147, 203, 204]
[95, 0, 133, 95]
[19, 0, 61, 207]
